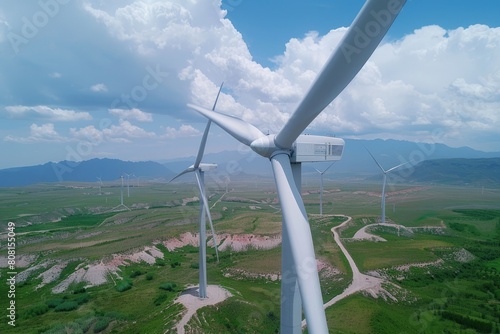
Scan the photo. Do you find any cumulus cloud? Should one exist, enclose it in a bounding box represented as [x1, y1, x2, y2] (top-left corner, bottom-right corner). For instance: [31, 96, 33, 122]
[108, 108, 153, 122]
[4, 105, 92, 121]
[90, 83, 108, 92]
[1, 0, 500, 156]
[162, 124, 201, 139]
[5, 123, 66, 143]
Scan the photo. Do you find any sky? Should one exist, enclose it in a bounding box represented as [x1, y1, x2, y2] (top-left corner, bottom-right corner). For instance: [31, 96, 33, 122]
[0, 0, 499, 169]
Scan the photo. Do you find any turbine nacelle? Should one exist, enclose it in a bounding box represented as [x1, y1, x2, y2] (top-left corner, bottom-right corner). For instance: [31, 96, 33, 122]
[249, 133, 345, 163]
[198, 163, 217, 172]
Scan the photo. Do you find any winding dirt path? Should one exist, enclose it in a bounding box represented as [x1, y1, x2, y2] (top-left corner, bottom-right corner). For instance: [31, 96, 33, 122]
[303, 215, 393, 329]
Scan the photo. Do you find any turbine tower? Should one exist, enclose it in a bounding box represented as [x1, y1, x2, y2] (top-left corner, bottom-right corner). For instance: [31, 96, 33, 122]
[96, 177, 103, 196]
[170, 83, 223, 299]
[110, 175, 130, 211]
[365, 148, 407, 224]
[313, 162, 336, 216]
[122, 172, 132, 197]
[187, 1, 406, 331]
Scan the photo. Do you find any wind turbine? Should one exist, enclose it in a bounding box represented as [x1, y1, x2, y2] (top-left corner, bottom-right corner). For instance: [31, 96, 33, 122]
[96, 177, 103, 196]
[110, 175, 130, 211]
[365, 148, 407, 224]
[123, 172, 131, 197]
[170, 83, 224, 299]
[187, 1, 406, 331]
[313, 161, 336, 216]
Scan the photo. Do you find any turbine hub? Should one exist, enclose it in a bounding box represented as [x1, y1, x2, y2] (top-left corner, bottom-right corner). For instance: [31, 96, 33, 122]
[250, 134, 284, 158]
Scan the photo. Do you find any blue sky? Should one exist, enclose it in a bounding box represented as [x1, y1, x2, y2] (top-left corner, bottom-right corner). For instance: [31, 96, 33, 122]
[0, 0, 499, 169]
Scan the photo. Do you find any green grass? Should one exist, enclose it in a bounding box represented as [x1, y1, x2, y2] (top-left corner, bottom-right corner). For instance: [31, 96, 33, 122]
[1, 180, 500, 333]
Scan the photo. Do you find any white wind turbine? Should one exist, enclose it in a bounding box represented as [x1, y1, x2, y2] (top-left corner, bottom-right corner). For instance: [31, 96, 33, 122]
[365, 148, 407, 224]
[187, 1, 406, 331]
[170, 83, 224, 299]
[313, 162, 336, 216]
[123, 172, 131, 197]
[96, 177, 103, 196]
[110, 175, 130, 211]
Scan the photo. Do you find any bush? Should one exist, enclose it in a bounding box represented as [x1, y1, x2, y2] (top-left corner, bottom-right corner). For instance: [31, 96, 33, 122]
[130, 270, 143, 278]
[190, 262, 199, 269]
[170, 261, 181, 268]
[46, 298, 65, 308]
[146, 274, 154, 281]
[159, 282, 177, 291]
[155, 259, 166, 266]
[154, 293, 168, 306]
[54, 301, 79, 312]
[93, 317, 111, 333]
[72, 286, 86, 294]
[22, 303, 49, 319]
[75, 293, 90, 305]
[115, 280, 133, 292]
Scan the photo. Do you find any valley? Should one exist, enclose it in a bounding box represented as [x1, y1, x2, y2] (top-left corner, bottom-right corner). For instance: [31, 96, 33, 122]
[0, 177, 499, 333]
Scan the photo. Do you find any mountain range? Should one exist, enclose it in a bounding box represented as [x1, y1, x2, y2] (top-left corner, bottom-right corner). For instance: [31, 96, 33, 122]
[1, 139, 499, 187]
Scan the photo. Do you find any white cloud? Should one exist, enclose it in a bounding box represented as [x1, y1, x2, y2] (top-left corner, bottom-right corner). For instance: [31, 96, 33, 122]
[5, 123, 66, 143]
[1, 0, 500, 159]
[4, 105, 92, 121]
[108, 108, 153, 122]
[103, 120, 156, 139]
[162, 124, 201, 139]
[90, 83, 108, 92]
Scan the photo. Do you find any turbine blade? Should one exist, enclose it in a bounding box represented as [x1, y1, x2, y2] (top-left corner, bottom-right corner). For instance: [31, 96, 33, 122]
[386, 162, 408, 173]
[275, 0, 406, 148]
[211, 82, 224, 111]
[194, 121, 211, 169]
[365, 146, 386, 173]
[323, 161, 336, 174]
[195, 170, 219, 262]
[168, 167, 193, 183]
[188, 103, 265, 146]
[270, 153, 328, 333]
[193, 82, 223, 169]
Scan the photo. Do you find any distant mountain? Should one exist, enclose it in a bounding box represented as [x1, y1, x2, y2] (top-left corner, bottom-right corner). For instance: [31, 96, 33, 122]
[0, 158, 174, 187]
[2, 139, 499, 187]
[162, 139, 500, 179]
[406, 158, 500, 186]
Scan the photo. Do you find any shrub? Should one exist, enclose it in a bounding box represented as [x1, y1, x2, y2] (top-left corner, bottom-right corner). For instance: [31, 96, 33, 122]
[159, 282, 177, 291]
[115, 280, 133, 292]
[190, 263, 199, 269]
[130, 270, 143, 278]
[46, 298, 65, 308]
[54, 301, 79, 312]
[22, 303, 49, 319]
[75, 293, 90, 305]
[146, 274, 154, 281]
[155, 259, 166, 266]
[154, 293, 168, 306]
[93, 317, 111, 333]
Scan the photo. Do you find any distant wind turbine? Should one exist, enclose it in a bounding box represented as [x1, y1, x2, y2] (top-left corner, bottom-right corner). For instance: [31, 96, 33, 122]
[365, 148, 407, 224]
[123, 172, 131, 197]
[313, 162, 336, 215]
[169, 83, 223, 299]
[187, 1, 406, 331]
[96, 177, 103, 196]
[110, 175, 130, 211]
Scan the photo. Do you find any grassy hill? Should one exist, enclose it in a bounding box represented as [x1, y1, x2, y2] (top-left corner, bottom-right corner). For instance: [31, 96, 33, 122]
[408, 158, 500, 186]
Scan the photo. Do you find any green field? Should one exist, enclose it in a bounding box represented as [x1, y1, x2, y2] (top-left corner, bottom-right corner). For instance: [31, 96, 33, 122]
[0, 178, 499, 333]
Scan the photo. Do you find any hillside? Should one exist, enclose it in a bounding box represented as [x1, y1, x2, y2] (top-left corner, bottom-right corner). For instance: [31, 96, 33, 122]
[407, 158, 500, 186]
[1, 139, 499, 187]
[0, 158, 174, 187]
